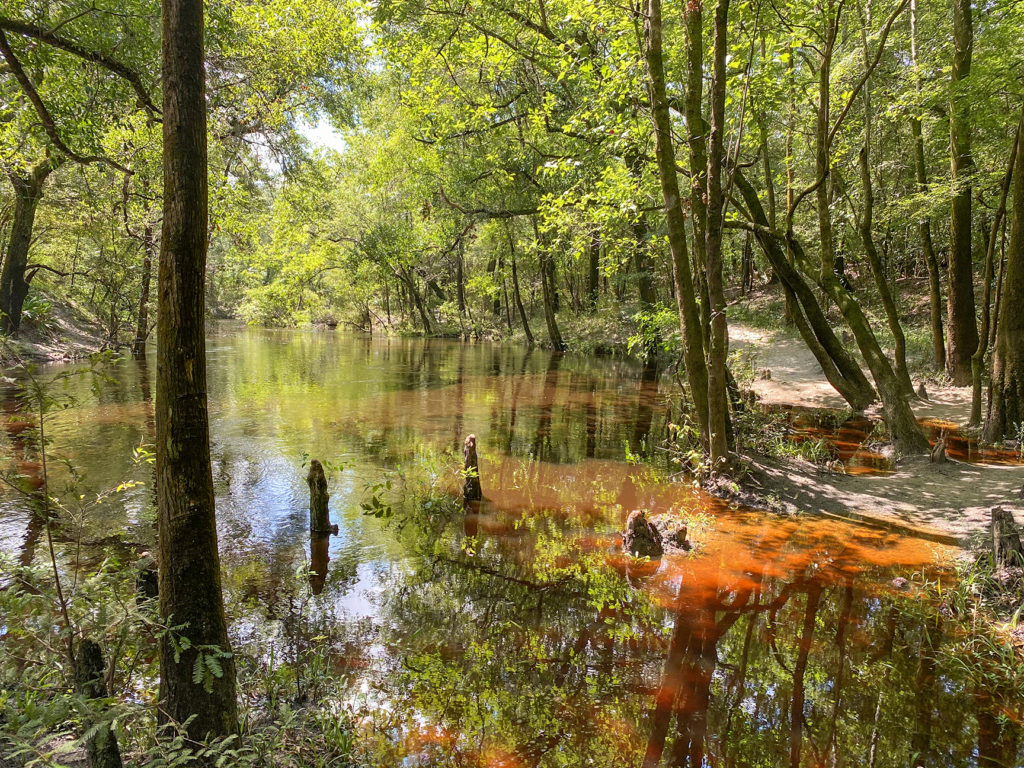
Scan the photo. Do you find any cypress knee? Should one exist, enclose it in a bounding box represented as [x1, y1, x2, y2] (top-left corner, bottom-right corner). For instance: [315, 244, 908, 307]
[463, 434, 482, 501]
[307, 459, 336, 534]
[991, 507, 1024, 569]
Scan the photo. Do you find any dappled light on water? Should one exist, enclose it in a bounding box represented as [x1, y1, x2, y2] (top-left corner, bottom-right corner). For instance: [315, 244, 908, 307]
[1, 327, 1019, 766]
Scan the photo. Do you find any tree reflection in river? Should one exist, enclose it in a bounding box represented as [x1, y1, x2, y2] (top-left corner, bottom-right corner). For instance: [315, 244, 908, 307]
[0, 328, 1020, 766]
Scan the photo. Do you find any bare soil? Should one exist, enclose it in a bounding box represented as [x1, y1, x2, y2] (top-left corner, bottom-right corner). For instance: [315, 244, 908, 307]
[0, 294, 108, 366]
[730, 317, 1024, 545]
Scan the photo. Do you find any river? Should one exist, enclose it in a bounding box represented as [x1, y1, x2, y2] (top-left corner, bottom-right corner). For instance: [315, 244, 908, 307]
[0, 324, 1020, 766]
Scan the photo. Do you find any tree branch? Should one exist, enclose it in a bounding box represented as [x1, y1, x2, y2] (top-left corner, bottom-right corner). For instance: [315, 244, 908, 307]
[0, 16, 160, 115]
[0, 29, 132, 173]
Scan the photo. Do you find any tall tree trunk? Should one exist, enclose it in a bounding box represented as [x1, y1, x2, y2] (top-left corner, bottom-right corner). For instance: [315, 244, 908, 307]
[508, 230, 534, 346]
[0, 158, 58, 335]
[587, 231, 600, 310]
[533, 220, 564, 350]
[643, 0, 710, 446]
[403, 267, 432, 334]
[985, 103, 1024, 442]
[132, 218, 155, 359]
[815, 5, 839, 284]
[909, 0, 945, 371]
[856, 24, 913, 394]
[946, 0, 978, 384]
[972, 126, 1018, 425]
[683, 2, 712, 342]
[157, 0, 238, 742]
[456, 239, 467, 316]
[704, 0, 732, 465]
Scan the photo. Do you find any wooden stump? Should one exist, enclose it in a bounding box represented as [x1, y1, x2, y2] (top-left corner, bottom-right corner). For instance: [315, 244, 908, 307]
[991, 506, 1024, 568]
[76, 638, 123, 768]
[306, 459, 337, 534]
[930, 438, 947, 464]
[623, 510, 663, 558]
[463, 434, 482, 501]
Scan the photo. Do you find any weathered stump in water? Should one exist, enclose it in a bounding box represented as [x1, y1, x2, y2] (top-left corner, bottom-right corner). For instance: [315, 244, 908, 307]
[623, 510, 663, 558]
[306, 459, 337, 534]
[991, 507, 1024, 568]
[463, 434, 482, 501]
[76, 638, 123, 768]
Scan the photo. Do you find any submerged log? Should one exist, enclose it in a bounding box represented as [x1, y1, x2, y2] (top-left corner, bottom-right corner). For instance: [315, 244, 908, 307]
[623, 509, 663, 558]
[75, 638, 123, 768]
[306, 459, 338, 534]
[463, 434, 482, 501]
[991, 507, 1024, 568]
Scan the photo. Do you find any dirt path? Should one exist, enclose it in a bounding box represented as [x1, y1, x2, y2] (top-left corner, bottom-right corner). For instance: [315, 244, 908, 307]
[731, 323, 977, 424]
[729, 322, 1024, 545]
[741, 454, 1023, 546]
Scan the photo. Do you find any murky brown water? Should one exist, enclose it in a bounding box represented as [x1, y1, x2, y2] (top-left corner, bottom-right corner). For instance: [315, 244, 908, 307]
[1, 325, 1021, 766]
[776, 405, 1024, 475]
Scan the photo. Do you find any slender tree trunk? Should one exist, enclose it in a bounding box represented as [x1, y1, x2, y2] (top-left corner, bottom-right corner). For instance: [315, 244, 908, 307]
[587, 231, 600, 310]
[402, 267, 432, 334]
[856, 28, 913, 394]
[643, 0, 710, 446]
[508, 230, 534, 346]
[985, 103, 1024, 442]
[815, 6, 839, 284]
[532, 220, 564, 350]
[683, 2, 712, 342]
[157, 0, 238, 742]
[909, 0, 945, 371]
[704, 0, 732, 465]
[132, 218, 155, 359]
[784, 41, 797, 323]
[947, 0, 978, 384]
[972, 126, 1018, 425]
[741, 234, 753, 295]
[0, 159, 58, 335]
[456, 239, 467, 316]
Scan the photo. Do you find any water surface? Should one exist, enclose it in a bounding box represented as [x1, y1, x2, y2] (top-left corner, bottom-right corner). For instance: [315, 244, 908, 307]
[1, 326, 1020, 767]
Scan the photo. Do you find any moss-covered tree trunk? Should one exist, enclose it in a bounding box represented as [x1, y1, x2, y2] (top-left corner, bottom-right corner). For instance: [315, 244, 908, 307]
[643, 0, 710, 446]
[587, 232, 600, 310]
[0, 158, 58, 335]
[985, 105, 1024, 442]
[704, 0, 732, 465]
[683, 2, 711, 343]
[156, 0, 238, 742]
